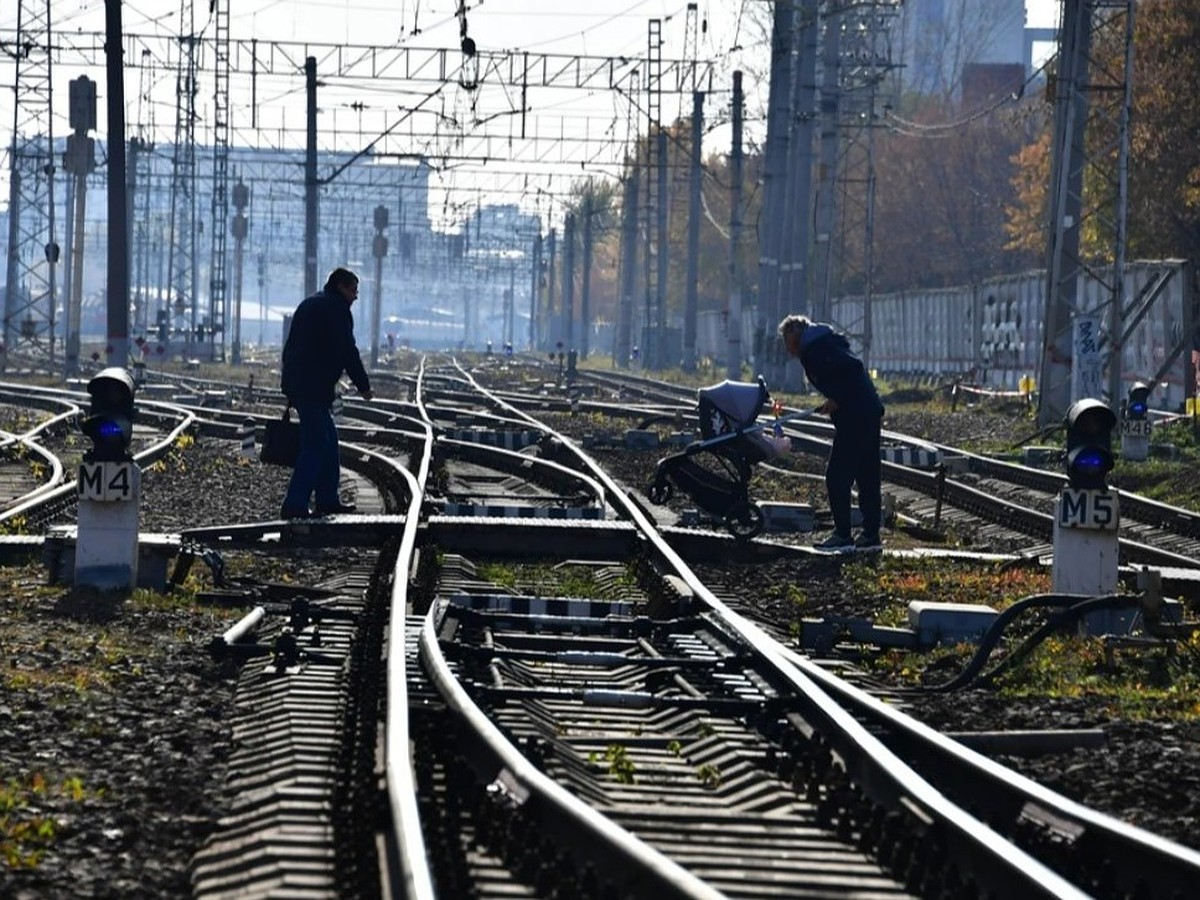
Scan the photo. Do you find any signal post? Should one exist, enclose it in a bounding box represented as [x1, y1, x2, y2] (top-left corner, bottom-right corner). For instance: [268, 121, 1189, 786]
[1053, 398, 1119, 601]
[1120, 381, 1151, 461]
[75, 368, 140, 589]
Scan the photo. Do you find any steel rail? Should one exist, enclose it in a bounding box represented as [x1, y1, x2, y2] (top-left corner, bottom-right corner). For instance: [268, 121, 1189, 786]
[774, 640, 1200, 898]
[380, 357, 437, 898]
[0, 397, 195, 527]
[416, 610, 726, 900]
[438, 437, 610, 512]
[448, 360, 1090, 899]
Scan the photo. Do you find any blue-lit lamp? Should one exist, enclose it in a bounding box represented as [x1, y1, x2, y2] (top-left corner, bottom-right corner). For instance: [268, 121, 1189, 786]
[1126, 381, 1151, 419]
[1064, 398, 1116, 489]
[80, 367, 136, 462]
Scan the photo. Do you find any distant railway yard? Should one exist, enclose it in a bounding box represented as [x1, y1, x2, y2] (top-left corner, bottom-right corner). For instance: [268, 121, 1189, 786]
[0, 353, 1196, 898]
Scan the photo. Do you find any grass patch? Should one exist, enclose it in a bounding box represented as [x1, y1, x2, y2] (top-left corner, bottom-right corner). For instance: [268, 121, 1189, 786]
[842, 557, 1051, 627]
[477, 560, 636, 598]
[997, 634, 1200, 720]
[1, 774, 103, 870]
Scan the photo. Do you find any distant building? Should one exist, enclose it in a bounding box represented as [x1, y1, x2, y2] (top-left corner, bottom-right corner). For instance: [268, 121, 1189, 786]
[896, 0, 1029, 100]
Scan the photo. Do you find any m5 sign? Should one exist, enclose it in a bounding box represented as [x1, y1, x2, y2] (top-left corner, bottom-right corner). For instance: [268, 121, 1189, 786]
[1057, 488, 1119, 530]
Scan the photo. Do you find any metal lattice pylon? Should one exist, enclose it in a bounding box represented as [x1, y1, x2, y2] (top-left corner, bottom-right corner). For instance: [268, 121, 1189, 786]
[4, 0, 59, 358]
[644, 18, 664, 366]
[828, 1, 903, 367]
[166, 0, 199, 344]
[208, 0, 231, 360]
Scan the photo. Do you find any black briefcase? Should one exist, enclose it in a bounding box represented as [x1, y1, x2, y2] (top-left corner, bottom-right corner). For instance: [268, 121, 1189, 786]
[260, 407, 301, 467]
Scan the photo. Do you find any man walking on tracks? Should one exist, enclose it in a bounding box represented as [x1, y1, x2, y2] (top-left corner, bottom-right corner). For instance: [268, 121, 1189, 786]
[279, 267, 374, 518]
[778, 314, 884, 551]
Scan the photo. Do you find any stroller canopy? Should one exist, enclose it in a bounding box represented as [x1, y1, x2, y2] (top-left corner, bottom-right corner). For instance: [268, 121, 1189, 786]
[697, 378, 768, 433]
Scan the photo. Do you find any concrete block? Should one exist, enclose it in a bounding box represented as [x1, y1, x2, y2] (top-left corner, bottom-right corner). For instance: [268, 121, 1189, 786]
[1022, 446, 1060, 467]
[623, 429, 660, 449]
[1079, 598, 1183, 637]
[759, 502, 815, 533]
[908, 601, 998, 646]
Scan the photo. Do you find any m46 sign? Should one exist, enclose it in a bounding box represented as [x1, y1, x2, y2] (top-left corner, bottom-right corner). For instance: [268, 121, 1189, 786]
[1057, 488, 1119, 530]
[1121, 419, 1152, 437]
[78, 461, 135, 502]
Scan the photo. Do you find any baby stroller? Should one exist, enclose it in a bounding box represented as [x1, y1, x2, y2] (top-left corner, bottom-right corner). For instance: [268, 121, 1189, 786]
[646, 377, 790, 539]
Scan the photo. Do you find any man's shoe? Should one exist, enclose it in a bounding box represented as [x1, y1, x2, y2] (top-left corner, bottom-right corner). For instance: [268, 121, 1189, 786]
[854, 532, 883, 551]
[813, 531, 855, 552]
[280, 507, 311, 520]
[315, 501, 357, 516]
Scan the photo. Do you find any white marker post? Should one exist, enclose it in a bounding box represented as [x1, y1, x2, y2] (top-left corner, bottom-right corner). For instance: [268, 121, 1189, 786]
[75, 368, 140, 589]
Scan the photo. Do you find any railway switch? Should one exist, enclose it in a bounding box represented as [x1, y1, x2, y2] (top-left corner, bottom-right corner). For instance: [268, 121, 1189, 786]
[1063, 398, 1115, 490]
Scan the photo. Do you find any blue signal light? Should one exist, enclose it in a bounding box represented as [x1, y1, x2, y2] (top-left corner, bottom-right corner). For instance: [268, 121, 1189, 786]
[1071, 447, 1110, 476]
[1129, 400, 1147, 417]
[97, 419, 125, 439]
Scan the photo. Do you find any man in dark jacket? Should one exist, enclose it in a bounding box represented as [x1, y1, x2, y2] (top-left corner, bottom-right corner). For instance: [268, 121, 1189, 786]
[279, 267, 373, 518]
[778, 314, 884, 551]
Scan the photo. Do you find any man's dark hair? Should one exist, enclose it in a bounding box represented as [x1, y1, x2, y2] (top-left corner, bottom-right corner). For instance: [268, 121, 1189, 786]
[324, 267, 359, 294]
[777, 314, 812, 340]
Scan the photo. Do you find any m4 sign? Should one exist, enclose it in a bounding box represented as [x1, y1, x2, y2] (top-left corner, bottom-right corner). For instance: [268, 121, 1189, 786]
[1057, 488, 1119, 530]
[77, 461, 135, 502]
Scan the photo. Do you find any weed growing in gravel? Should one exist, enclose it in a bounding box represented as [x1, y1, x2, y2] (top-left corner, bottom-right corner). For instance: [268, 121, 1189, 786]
[477, 561, 636, 599]
[0, 515, 28, 536]
[589, 744, 637, 784]
[996, 634, 1200, 720]
[0, 773, 102, 870]
[842, 558, 1050, 627]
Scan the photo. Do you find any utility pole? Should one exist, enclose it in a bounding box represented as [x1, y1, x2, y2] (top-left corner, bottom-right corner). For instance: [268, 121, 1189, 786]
[727, 71, 744, 380]
[230, 178, 249, 365]
[616, 169, 639, 370]
[304, 57, 319, 296]
[654, 129, 669, 368]
[505, 265, 516, 349]
[580, 189, 594, 358]
[780, 0, 819, 320]
[561, 213, 576, 349]
[811, 5, 842, 324]
[1038, 0, 1136, 426]
[683, 90, 704, 372]
[371, 204, 388, 366]
[63, 76, 97, 376]
[105, 0, 130, 367]
[529, 231, 542, 349]
[257, 252, 266, 347]
[546, 227, 557, 346]
[755, 0, 795, 378]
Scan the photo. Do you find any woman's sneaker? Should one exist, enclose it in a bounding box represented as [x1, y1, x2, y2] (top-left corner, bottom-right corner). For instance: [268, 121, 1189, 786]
[814, 531, 855, 552]
[854, 532, 883, 551]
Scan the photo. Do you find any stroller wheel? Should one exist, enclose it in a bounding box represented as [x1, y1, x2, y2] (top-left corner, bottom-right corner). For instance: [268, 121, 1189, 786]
[724, 501, 764, 540]
[647, 479, 673, 504]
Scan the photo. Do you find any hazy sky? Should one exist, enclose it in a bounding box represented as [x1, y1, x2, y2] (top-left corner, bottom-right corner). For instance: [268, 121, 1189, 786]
[1, 1, 1063, 226]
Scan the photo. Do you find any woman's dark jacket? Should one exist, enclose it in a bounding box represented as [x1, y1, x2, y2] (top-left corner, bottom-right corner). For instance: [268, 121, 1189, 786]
[281, 290, 371, 406]
[797, 323, 884, 420]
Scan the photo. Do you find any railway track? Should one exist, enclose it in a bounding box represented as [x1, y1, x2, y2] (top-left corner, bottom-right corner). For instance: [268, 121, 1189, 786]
[553, 365, 1200, 568]
[3, 363, 1198, 896]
